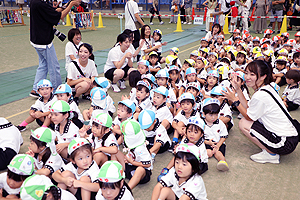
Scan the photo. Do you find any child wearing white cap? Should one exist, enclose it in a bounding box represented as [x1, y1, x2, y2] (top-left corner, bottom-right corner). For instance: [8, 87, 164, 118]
[17, 79, 57, 132]
[0, 154, 34, 198]
[0, 118, 23, 170]
[179, 67, 198, 97]
[138, 109, 171, 162]
[53, 138, 99, 200]
[121, 119, 152, 189]
[185, 82, 202, 112]
[137, 60, 150, 75]
[95, 161, 134, 200]
[202, 98, 229, 171]
[26, 127, 64, 177]
[148, 51, 161, 76]
[50, 100, 79, 159]
[132, 80, 153, 119]
[168, 65, 182, 98]
[201, 70, 219, 98]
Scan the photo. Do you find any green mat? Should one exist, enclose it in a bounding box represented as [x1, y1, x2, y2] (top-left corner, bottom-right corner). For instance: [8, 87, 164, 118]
[0, 26, 205, 106]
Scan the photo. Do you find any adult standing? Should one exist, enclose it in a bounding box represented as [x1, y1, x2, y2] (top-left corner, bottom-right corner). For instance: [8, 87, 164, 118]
[253, 0, 269, 34]
[125, 0, 145, 49]
[104, 34, 135, 92]
[290, 0, 300, 30]
[218, 0, 231, 28]
[184, 0, 193, 24]
[29, 0, 80, 97]
[150, 0, 164, 25]
[271, 0, 285, 33]
[169, 0, 180, 23]
[223, 60, 298, 164]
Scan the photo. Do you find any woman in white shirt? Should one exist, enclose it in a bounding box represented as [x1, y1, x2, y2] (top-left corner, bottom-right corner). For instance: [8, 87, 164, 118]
[139, 25, 161, 60]
[65, 28, 83, 72]
[104, 34, 134, 92]
[223, 60, 298, 164]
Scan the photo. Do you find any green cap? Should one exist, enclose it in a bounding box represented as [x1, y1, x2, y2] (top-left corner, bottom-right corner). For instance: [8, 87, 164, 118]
[97, 161, 125, 183]
[121, 119, 145, 149]
[68, 138, 90, 155]
[31, 127, 57, 156]
[175, 143, 201, 160]
[7, 154, 35, 176]
[91, 112, 112, 128]
[50, 100, 70, 113]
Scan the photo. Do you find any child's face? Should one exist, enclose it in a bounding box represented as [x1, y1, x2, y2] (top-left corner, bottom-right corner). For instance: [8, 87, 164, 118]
[92, 123, 106, 138]
[56, 93, 70, 102]
[7, 177, 23, 189]
[236, 54, 245, 64]
[284, 45, 292, 51]
[201, 41, 208, 47]
[266, 34, 271, 39]
[73, 33, 82, 45]
[149, 56, 158, 65]
[295, 36, 300, 42]
[211, 95, 224, 104]
[79, 46, 91, 62]
[153, 32, 160, 41]
[136, 87, 149, 100]
[180, 100, 194, 113]
[169, 70, 179, 81]
[182, 63, 190, 70]
[286, 78, 295, 85]
[204, 113, 218, 124]
[253, 41, 260, 47]
[207, 76, 218, 86]
[137, 64, 148, 75]
[50, 112, 67, 125]
[208, 55, 217, 63]
[186, 74, 196, 82]
[153, 92, 166, 106]
[295, 56, 300, 64]
[175, 157, 192, 179]
[190, 55, 198, 61]
[170, 50, 175, 56]
[156, 77, 168, 86]
[186, 126, 203, 144]
[217, 38, 223, 44]
[236, 45, 243, 52]
[186, 87, 199, 98]
[72, 149, 93, 170]
[29, 139, 43, 154]
[38, 87, 53, 99]
[117, 104, 131, 121]
[276, 63, 286, 70]
[195, 60, 204, 70]
[101, 186, 121, 200]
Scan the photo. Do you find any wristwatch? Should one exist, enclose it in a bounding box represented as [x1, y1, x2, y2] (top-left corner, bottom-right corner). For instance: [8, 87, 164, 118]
[232, 100, 240, 107]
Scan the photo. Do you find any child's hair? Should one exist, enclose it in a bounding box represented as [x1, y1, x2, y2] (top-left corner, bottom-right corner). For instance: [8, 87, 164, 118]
[219, 58, 231, 65]
[69, 144, 93, 161]
[246, 60, 273, 85]
[99, 180, 133, 195]
[140, 25, 151, 40]
[227, 51, 235, 62]
[293, 52, 300, 60]
[276, 60, 287, 66]
[7, 168, 30, 182]
[122, 29, 133, 41]
[203, 103, 220, 115]
[30, 135, 51, 165]
[129, 70, 141, 87]
[137, 84, 150, 94]
[79, 43, 94, 61]
[181, 99, 195, 106]
[91, 121, 110, 146]
[42, 186, 60, 200]
[286, 70, 300, 82]
[117, 33, 130, 45]
[236, 53, 246, 65]
[184, 60, 193, 68]
[118, 102, 133, 114]
[186, 124, 203, 135]
[68, 28, 81, 42]
[174, 151, 202, 176]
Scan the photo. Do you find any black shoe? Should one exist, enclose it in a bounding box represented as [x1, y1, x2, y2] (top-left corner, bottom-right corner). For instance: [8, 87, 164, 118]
[73, 97, 79, 105]
[168, 141, 178, 153]
[277, 30, 280, 34]
[29, 90, 39, 98]
[82, 94, 91, 100]
[287, 26, 292, 31]
[17, 125, 26, 132]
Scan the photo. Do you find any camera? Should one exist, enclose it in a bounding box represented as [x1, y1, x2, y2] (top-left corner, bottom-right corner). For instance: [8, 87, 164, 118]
[53, 28, 66, 42]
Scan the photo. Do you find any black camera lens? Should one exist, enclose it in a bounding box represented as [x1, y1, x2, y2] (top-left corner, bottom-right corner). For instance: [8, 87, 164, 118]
[53, 28, 66, 42]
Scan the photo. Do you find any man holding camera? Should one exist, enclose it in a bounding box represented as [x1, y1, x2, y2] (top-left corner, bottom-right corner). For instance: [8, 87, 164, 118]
[29, 0, 80, 97]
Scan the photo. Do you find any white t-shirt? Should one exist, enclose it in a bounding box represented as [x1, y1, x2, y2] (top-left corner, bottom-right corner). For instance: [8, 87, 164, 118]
[140, 38, 155, 59]
[219, 0, 231, 13]
[65, 41, 83, 72]
[0, 120, 23, 154]
[0, 172, 20, 196]
[247, 85, 298, 137]
[60, 188, 77, 200]
[31, 94, 57, 113]
[143, 120, 171, 146]
[104, 46, 131, 73]
[96, 184, 134, 200]
[88, 131, 118, 151]
[204, 119, 228, 143]
[54, 120, 79, 144]
[133, 96, 153, 112]
[127, 143, 153, 170]
[125, 0, 140, 31]
[173, 110, 200, 126]
[67, 59, 98, 80]
[35, 153, 65, 175]
[160, 167, 207, 200]
[153, 103, 173, 124]
[69, 100, 84, 122]
[282, 84, 300, 105]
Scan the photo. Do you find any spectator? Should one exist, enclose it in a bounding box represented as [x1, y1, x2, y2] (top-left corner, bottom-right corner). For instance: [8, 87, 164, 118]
[150, 0, 164, 25]
[271, 0, 285, 33]
[169, 0, 180, 23]
[218, 0, 231, 28]
[180, 0, 186, 23]
[253, 0, 269, 34]
[184, 0, 193, 24]
[290, 0, 300, 30]
[202, 0, 218, 32]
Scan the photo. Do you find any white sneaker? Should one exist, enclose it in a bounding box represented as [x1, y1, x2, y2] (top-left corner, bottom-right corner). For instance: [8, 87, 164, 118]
[183, 22, 187, 24]
[217, 160, 229, 171]
[111, 83, 121, 92]
[188, 22, 192, 25]
[169, 21, 172, 24]
[118, 79, 126, 89]
[150, 22, 154, 25]
[160, 21, 164, 25]
[62, 22, 66, 25]
[250, 149, 280, 164]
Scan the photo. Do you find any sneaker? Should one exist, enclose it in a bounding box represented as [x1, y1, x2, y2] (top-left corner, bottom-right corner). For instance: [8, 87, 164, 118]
[62, 22, 66, 25]
[277, 30, 280, 34]
[168, 141, 178, 153]
[160, 21, 164, 25]
[157, 168, 169, 182]
[188, 22, 192, 25]
[17, 125, 26, 132]
[217, 160, 229, 171]
[29, 90, 39, 98]
[111, 83, 121, 92]
[118, 79, 126, 89]
[150, 22, 154, 25]
[169, 21, 172, 24]
[250, 149, 280, 164]
[237, 113, 244, 119]
[73, 97, 79, 105]
[82, 94, 91, 100]
[183, 22, 187, 24]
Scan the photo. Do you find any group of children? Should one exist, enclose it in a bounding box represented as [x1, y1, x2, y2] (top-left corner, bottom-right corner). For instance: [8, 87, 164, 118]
[2, 24, 300, 200]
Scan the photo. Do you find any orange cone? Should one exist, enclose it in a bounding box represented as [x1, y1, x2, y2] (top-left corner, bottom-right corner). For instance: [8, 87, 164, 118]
[204, 7, 207, 22]
[250, 9, 255, 22]
[192, 7, 195, 20]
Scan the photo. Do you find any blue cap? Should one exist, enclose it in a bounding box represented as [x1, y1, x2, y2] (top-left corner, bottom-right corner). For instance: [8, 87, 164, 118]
[207, 70, 219, 78]
[90, 87, 107, 108]
[156, 69, 169, 78]
[136, 80, 151, 91]
[187, 116, 205, 131]
[118, 99, 136, 114]
[55, 84, 72, 94]
[37, 79, 52, 89]
[186, 67, 197, 76]
[202, 98, 220, 107]
[178, 92, 195, 103]
[153, 86, 169, 97]
[94, 77, 111, 91]
[141, 74, 156, 85]
[211, 86, 227, 96]
[138, 109, 156, 129]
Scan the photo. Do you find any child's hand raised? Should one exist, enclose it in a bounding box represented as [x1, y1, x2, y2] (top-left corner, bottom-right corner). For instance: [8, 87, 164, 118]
[79, 125, 90, 138]
[26, 147, 35, 157]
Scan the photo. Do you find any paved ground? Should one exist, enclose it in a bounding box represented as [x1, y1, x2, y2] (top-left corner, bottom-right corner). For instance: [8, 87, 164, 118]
[1, 11, 300, 200]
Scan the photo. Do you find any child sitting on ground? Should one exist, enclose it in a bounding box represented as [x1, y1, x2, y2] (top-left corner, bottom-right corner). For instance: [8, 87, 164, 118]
[168, 65, 182, 98]
[121, 119, 152, 189]
[195, 57, 208, 87]
[202, 98, 229, 171]
[17, 79, 57, 132]
[148, 51, 161, 76]
[290, 52, 300, 70]
[186, 82, 203, 112]
[273, 56, 288, 86]
[0, 154, 34, 199]
[152, 29, 167, 63]
[282, 70, 300, 111]
[132, 80, 153, 119]
[137, 60, 150, 75]
[180, 59, 195, 82]
[179, 67, 198, 97]
[201, 70, 219, 98]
